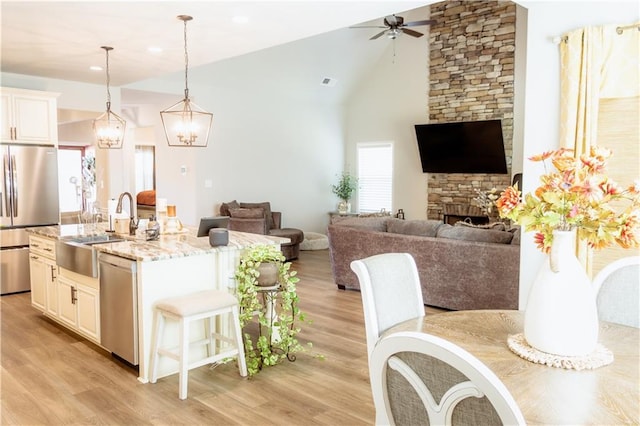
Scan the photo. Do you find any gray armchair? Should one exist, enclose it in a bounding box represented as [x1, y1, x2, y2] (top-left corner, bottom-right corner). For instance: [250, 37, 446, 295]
[219, 201, 304, 261]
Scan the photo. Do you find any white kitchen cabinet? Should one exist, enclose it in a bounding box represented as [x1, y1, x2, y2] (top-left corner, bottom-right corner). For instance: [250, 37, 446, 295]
[28, 235, 57, 313]
[57, 275, 77, 328]
[57, 270, 100, 343]
[76, 284, 100, 341]
[1, 87, 58, 144]
[28, 254, 49, 312]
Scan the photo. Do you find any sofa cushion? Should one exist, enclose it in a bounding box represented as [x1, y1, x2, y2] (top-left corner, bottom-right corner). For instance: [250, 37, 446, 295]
[240, 202, 274, 229]
[387, 218, 444, 238]
[332, 216, 388, 232]
[220, 200, 240, 217]
[229, 207, 264, 219]
[436, 223, 514, 244]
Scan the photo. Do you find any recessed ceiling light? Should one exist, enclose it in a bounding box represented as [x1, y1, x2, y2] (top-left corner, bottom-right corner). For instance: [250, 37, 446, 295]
[147, 46, 163, 54]
[90, 65, 103, 71]
[232, 15, 249, 24]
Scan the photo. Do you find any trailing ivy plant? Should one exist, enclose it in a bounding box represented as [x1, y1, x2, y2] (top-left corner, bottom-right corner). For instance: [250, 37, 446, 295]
[234, 244, 309, 376]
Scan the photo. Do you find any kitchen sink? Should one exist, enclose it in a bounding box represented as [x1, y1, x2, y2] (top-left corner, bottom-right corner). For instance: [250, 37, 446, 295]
[68, 234, 126, 245]
[56, 234, 126, 277]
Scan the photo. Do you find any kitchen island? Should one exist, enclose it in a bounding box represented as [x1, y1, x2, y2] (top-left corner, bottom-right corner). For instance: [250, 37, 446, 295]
[27, 224, 288, 383]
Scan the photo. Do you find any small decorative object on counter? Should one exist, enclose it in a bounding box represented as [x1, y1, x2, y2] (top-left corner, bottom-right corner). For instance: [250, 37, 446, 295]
[208, 228, 228, 247]
[145, 215, 160, 241]
[396, 209, 405, 220]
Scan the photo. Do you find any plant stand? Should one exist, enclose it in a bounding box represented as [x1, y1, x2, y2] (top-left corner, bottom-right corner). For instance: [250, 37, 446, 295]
[255, 284, 297, 363]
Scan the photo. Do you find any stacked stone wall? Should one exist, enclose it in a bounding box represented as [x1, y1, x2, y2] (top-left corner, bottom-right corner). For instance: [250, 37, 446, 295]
[426, 0, 516, 220]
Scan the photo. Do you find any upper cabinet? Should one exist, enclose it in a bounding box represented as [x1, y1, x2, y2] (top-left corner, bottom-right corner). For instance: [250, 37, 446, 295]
[1, 87, 59, 145]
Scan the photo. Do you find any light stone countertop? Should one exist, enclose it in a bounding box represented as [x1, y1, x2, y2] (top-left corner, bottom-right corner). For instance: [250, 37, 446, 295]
[26, 224, 289, 262]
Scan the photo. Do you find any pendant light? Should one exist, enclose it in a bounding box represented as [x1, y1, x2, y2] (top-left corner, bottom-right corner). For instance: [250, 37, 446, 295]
[93, 46, 126, 149]
[161, 15, 213, 147]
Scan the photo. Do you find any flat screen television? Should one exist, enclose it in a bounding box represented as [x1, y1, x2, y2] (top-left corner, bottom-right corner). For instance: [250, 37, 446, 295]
[197, 216, 229, 237]
[414, 119, 508, 174]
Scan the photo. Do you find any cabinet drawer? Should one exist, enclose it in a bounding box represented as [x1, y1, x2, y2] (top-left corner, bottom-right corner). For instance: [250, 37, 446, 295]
[29, 235, 56, 259]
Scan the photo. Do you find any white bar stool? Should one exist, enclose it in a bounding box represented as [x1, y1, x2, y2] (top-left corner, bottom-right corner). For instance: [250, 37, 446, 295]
[149, 289, 247, 399]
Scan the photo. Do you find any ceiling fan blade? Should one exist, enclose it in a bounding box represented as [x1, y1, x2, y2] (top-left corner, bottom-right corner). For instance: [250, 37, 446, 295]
[401, 28, 424, 38]
[370, 30, 387, 40]
[349, 25, 388, 29]
[403, 19, 436, 27]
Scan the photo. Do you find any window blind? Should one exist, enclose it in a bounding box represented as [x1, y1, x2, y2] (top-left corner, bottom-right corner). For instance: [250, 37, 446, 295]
[357, 142, 393, 213]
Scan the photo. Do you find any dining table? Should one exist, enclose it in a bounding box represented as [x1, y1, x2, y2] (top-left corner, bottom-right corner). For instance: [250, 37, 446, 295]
[381, 310, 639, 425]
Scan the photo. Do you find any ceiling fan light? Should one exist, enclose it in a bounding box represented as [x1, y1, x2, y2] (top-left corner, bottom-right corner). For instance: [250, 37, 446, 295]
[387, 29, 401, 39]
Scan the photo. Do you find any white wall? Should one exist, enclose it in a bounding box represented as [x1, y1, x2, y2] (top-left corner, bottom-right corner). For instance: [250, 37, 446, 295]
[345, 7, 430, 220]
[516, 1, 640, 309]
[124, 49, 347, 231]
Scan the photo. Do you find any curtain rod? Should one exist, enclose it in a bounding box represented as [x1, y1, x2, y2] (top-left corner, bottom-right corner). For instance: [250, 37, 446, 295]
[616, 23, 640, 34]
[553, 23, 639, 44]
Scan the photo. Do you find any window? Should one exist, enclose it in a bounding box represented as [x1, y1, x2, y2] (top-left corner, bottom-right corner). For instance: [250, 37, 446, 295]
[135, 145, 156, 195]
[357, 142, 393, 213]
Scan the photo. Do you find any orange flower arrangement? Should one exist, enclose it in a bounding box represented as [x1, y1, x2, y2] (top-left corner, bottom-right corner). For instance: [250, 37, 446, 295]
[496, 146, 640, 252]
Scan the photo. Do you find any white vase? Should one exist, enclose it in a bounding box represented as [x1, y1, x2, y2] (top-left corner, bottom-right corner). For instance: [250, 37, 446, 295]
[524, 229, 599, 356]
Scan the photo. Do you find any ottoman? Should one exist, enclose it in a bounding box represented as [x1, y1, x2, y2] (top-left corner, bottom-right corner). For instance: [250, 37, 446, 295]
[268, 228, 304, 261]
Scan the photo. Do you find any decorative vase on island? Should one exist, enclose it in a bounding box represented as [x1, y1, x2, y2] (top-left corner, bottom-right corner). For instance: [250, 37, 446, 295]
[524, 229, 599, 357]
[338, 200, 351, 214]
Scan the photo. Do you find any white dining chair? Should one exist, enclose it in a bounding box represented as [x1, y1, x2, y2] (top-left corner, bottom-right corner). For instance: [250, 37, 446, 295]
[350, 253, 425, 361]
[593, 256, 640, 328]
[370, 331, 526, 426]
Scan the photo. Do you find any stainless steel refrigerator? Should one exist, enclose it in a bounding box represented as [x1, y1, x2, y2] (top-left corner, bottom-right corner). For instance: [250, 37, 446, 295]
[1, 144, 59, 295]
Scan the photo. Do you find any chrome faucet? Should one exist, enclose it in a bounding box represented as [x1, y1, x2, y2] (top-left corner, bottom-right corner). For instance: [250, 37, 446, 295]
[116, 192, 138, 235]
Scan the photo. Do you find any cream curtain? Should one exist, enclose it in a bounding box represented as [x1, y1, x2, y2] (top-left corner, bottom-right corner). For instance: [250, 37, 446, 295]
[559, 22, 640, 275]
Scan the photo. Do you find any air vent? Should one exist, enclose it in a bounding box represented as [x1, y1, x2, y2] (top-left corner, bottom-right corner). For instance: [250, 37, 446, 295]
[320, 77, 337, 87]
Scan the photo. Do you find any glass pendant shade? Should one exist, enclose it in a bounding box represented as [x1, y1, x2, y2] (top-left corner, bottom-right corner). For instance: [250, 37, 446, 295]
[94, 46, 125, 149]
[160, 93, 212, 147]
[161, 15, 212, 147]
[94, 105, 126, 149]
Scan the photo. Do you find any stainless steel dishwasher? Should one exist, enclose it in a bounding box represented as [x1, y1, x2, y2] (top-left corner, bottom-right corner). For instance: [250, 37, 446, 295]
[98, 252, 138, 366]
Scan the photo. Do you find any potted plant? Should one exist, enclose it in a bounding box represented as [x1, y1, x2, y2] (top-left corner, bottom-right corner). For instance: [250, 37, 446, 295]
[332, 171, 358, 214]
[234, 244, 308, 376]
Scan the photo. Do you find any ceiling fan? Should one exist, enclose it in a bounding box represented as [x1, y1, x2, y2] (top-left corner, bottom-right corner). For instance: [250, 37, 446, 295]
[350, 14, 436, 40]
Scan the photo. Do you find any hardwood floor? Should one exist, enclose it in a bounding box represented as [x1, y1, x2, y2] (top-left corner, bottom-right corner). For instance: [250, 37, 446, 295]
[1, 249, 442, 425]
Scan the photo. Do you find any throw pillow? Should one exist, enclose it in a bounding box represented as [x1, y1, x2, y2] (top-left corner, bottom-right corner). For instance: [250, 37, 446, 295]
[228, 208, 265, 219]
[240, 202, 274, 229]
[219, 200, 240, 217]
[436, 223, 514, 244]
[387, 218, 444, 237]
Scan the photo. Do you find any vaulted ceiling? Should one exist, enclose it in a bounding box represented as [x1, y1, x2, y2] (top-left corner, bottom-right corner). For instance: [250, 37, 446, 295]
[1, 1, 433, 87]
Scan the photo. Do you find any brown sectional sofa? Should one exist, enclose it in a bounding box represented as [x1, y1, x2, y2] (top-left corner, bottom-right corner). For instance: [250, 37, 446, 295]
[327, 217, 520, 311]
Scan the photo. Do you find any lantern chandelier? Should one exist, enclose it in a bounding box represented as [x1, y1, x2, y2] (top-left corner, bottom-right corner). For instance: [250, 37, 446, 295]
[93, 46, 126, 149]
[160, 15, 213, 147]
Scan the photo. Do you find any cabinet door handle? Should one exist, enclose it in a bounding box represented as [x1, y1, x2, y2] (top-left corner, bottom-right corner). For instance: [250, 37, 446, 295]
[50, 267, 56, 281]
[30, 254, 39, 260]
[70, 287, 77, 305]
